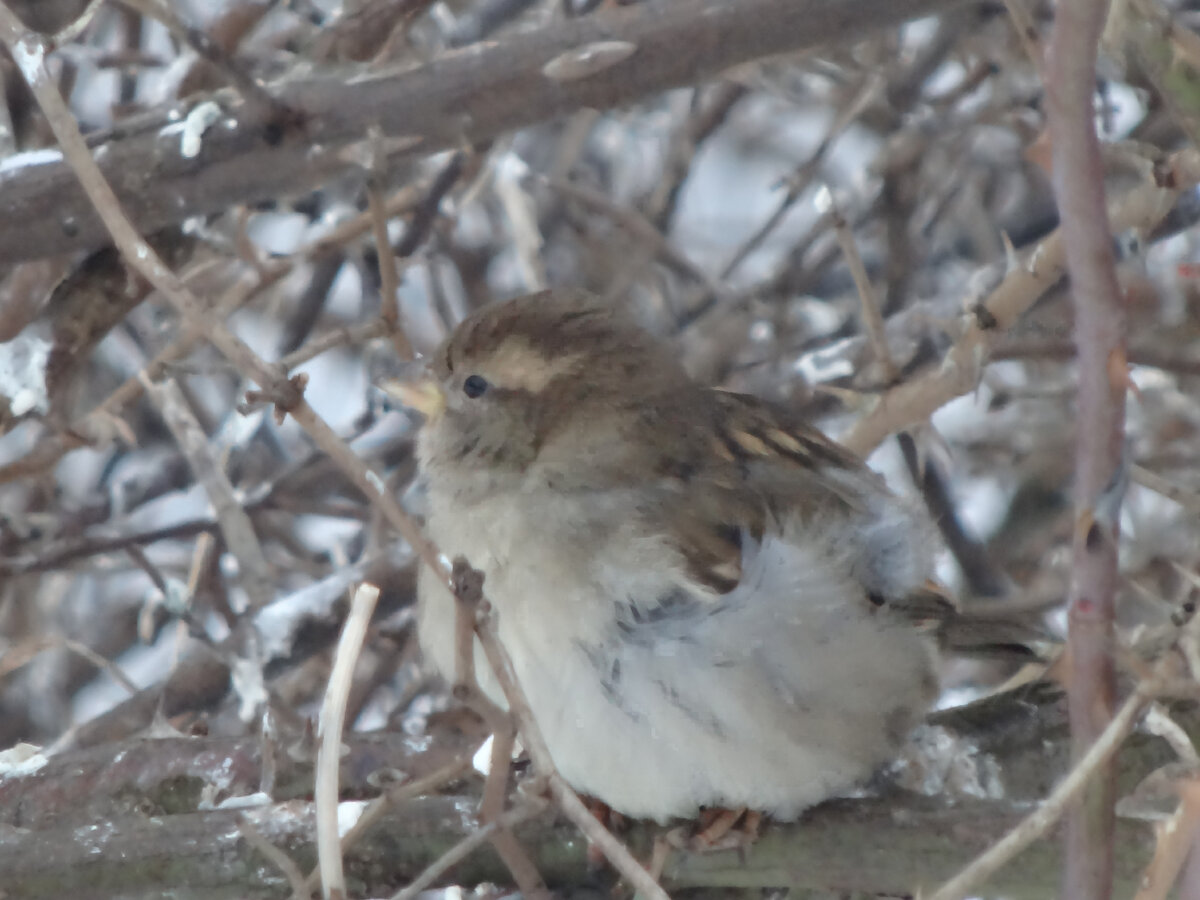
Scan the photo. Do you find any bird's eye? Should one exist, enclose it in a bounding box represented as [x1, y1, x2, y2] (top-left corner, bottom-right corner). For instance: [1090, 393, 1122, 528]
[462, 374, 490, 398]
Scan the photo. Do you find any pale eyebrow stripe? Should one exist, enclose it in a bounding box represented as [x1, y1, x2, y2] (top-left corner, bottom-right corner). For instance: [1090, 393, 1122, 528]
[485, 338, 583, 393]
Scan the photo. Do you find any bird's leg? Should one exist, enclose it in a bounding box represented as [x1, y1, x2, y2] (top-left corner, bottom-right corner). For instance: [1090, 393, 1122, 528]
[692, 806, 744, 848]
[668, 807, 763, 852]
[647, 834, 673, 883]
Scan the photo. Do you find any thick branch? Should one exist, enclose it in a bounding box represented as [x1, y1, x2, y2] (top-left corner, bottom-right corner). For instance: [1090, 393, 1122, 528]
[0, 0, 967, 264]
[0, 687, 1181, 898]
[0, 790, 1159, 900]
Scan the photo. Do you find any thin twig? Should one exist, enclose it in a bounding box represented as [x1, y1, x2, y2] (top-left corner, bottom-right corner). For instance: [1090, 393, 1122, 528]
[1133, 777, 1200, 900]
[365, 131, 413, 362]
[60, 638, 141, 696]
[928, 679, 1159, 900]
[546, 175, 726, 301]
[454, 559, 670, 900]
[390, 799, 548, 900]
[314, 582, 380, 899]
[393, 151, 466, 258]
[343, 757, 475, 852]
[295, 755, 476, 899]
[279, 319, 392, 372]
[0, 20, 446, 588]
[841, 149, 1187, 456]
[447, 561, 549, 898]
[480, 726, 516, 824]
[1001, 0, 1044, 71]
[139, 376, 274, 609]
[49, 0, 106, 45]
[240, 818, 312, 900]
[285, 401, 447, 580]
[1132, 465, 1200, 517]
[719, 72, 883, 284]
[828, 191, 899, 382]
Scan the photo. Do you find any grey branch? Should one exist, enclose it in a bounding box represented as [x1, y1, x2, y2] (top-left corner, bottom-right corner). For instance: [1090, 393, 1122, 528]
[0, 0, 966, 264]
[0, 685, 1177, 898]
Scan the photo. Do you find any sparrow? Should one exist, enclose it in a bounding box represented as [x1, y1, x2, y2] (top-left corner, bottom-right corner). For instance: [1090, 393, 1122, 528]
[384, 289, 940, 822]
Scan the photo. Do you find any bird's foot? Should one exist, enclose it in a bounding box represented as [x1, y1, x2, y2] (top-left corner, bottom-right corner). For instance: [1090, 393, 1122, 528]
[669, 806, 762, 853]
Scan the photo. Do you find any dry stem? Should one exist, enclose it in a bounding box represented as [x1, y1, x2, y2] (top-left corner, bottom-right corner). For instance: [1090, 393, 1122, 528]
[453, 558, 671, 900]
[928, 678, 1159, 900]
[389, 799, 549, 900]
[314, 581, 380, 899]
[841, 149, 1186, 456]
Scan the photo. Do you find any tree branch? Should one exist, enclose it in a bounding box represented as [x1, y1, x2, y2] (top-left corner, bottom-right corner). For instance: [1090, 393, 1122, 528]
[1047, 0, 1127, 896]
[0, 0, 968, 264]
[0, 686, 1183, 899]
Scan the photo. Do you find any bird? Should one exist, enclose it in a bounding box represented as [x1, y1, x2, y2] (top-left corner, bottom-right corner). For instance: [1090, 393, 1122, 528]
[383, 288, 941, 823]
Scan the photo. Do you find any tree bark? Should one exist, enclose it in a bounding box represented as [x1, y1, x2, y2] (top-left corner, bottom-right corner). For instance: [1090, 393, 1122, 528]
[0, 685, 1177, 898]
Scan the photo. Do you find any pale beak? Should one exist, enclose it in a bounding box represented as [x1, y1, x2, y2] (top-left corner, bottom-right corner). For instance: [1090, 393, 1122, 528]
[378, 376, 446, 421]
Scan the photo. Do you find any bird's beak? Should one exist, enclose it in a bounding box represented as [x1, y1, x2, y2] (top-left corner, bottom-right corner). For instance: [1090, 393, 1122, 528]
[378, 375, 446, 421]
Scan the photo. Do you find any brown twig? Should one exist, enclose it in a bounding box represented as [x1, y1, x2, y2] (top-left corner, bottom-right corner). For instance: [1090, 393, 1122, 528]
[718, 72, 883, 286]
[1047, 0, 1126, 895]
[451, 558, 670, 900]
[479, 727, 517, 825]
[390, 798, 549, 900]
[365, 132, 414, 362]
[139, 376, 274, 609]
[928, 677, 1160, 900]
[897, 432, 1009, 598]
[447, 559, 549, 898]
[644, 81, 746, 231]
[1001, 0, 1045, 71]
[240, 818, 313, 900]
[0, 636, 140, 696]
[828, 190, 900, 383]
[1132, 465, 1200, 518]
[840, 149, 1187, 457]
[295, 754, 476, 899]
[393, 152, 467, 259]
[59, 637, 141, 696]
[0, 11, 452, 589]
[1135, 783, 1200, 900]
[547, 174, 727, 300]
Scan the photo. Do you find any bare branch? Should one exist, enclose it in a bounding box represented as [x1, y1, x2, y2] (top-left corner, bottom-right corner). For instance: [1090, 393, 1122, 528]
[315, 582, 380, 898]
[454, 557, 671, 900]
[1047, 0, 1127, 895]
[841, 149, 1189, 457]
[0, 0, 968, 264]
[929, 679, 1159, 900]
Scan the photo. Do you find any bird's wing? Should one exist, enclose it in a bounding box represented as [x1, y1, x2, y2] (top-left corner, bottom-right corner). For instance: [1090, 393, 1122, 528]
[614, 389, 944, 633]
[656, 389, 873, 591]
